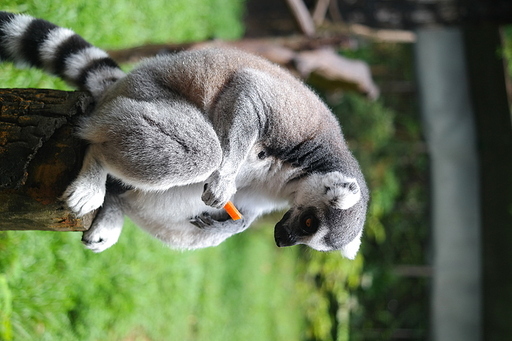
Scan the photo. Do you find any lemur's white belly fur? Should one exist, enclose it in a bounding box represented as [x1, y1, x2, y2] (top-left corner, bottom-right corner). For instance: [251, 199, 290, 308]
[120, 147, 293, 240]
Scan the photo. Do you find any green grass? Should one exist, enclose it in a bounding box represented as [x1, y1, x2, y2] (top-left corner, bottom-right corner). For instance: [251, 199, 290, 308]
[0, 220, 305, 340]
[2, 0, 244, 47]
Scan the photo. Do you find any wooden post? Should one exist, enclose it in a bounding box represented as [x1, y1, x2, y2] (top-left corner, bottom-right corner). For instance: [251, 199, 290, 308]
[0, 88, 94, 231]
[463, 24, 512, 341]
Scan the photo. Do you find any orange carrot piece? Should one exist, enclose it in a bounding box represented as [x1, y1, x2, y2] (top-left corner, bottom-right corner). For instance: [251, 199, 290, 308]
[224, 201, 242, 220]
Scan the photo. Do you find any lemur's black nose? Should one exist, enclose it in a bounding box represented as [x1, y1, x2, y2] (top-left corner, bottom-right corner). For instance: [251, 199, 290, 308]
[274, 218, 297, 247]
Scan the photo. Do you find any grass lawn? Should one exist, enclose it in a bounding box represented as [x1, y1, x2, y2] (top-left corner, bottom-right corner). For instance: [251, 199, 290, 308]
[0, 1, 307, 340]
[0, 220, 305, 340]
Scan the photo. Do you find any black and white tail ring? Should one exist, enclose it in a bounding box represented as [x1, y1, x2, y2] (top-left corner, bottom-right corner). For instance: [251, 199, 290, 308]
[0, 12, 125, 98]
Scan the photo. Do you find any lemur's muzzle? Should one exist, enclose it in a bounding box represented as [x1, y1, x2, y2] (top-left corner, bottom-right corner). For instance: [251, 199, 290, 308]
[274, 211, 297, 247]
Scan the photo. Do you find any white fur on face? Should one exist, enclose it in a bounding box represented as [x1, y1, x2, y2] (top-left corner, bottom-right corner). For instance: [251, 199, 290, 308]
[340, 231, 362, 259]
[323, 172, 361, 210]
[302, 226, 329, 251]
[297, 171, 361, 209]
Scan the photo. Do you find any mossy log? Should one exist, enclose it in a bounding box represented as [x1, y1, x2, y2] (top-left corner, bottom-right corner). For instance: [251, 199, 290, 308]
[0, 88, 93, 231]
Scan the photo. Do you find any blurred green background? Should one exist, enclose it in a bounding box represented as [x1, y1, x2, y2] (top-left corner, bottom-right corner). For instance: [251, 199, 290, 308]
[2, 1, 510, 340]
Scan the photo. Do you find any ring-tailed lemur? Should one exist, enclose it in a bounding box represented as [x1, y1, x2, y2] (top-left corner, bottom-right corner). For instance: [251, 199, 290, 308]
[0, 12, 369, 258]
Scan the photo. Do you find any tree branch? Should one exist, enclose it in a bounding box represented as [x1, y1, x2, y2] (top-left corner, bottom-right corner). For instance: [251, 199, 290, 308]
[0, 88, 94, 231]
[284, 0, 316, 36]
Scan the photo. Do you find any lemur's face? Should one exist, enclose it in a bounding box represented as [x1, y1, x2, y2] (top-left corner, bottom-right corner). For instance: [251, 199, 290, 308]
[273, 172, 367, 259]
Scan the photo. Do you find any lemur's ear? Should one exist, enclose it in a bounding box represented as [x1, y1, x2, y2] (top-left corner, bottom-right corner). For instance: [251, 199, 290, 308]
[323, 172, 361, 210]
[341, 231, 362, 259]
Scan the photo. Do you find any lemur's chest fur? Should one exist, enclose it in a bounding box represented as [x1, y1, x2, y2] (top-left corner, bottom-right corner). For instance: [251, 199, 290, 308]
[121, 145, 293, 228]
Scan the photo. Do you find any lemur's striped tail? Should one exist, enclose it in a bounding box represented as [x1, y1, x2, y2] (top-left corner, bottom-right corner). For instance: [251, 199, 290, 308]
[0, 12, 125, 99]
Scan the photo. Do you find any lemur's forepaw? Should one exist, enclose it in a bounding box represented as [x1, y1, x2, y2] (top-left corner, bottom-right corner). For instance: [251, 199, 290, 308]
[201, 173, 236, 209]
[62, 179, 105, 216]
[190, 212, 246, 231]
[190, 212, 216, 229]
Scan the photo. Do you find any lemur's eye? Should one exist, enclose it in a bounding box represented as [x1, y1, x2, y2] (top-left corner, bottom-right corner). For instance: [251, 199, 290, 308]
[300, 214, 319, 235]
[305, 218, 313, 228]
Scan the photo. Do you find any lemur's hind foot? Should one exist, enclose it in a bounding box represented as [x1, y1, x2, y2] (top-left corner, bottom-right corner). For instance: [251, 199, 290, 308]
[62, 148, 107, 216]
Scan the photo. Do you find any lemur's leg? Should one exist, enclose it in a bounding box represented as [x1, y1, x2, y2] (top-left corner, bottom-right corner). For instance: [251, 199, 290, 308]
[62, 145, 107, 216]
[202, 69, 270, 208]
[95, 99, 222, 189]
[64, 97, 222, 216]
[82, 192, 124, 253]
[138, 210, 257, 250]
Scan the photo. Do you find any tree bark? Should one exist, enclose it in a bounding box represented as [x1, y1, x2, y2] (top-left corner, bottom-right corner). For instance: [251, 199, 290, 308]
[0, 88, 94, 231]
